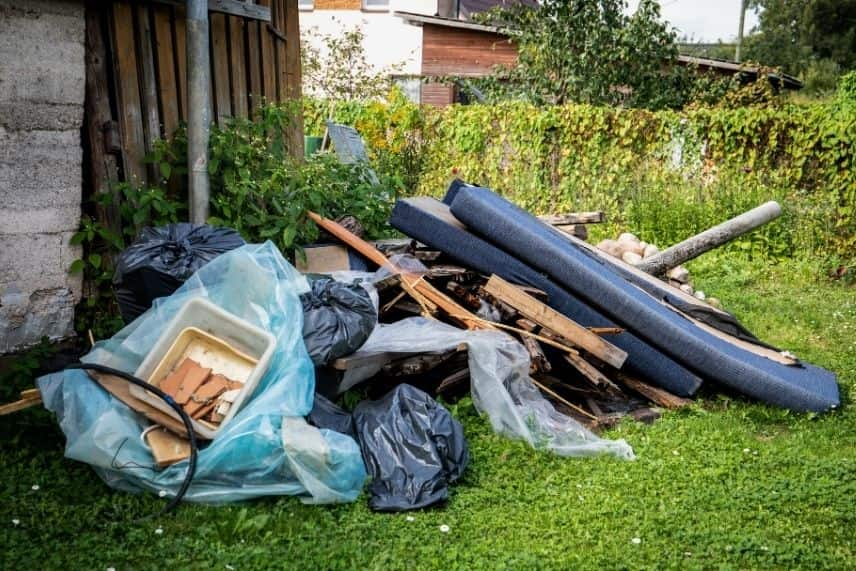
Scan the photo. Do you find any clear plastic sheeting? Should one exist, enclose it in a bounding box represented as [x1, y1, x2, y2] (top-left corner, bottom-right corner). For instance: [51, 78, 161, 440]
[341, 318, 635, 460]
[38, 242, 367, 504]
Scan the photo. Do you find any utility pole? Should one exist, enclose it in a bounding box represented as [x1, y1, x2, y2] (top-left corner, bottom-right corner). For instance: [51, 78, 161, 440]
[735, 0, 747, 62]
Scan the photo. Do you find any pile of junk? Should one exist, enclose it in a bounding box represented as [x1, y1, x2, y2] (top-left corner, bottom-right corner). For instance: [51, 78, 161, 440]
[16, 180, 840, 515]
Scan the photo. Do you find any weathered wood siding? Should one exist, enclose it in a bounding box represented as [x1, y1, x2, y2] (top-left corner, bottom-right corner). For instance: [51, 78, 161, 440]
[421, 22, 517, 78]
[87, 0, 303, 193]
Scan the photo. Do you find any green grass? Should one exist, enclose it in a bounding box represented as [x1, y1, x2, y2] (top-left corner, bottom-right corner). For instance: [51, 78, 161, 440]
[1, 256, 854, 570]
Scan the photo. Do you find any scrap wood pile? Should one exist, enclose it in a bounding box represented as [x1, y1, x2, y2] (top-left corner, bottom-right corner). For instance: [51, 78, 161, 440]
[309, 214, 689, 430]
[3, 177, 840, 517]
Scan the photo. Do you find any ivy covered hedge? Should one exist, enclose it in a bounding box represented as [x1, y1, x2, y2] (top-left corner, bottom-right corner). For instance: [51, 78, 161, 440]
[305, 94, 855, 260]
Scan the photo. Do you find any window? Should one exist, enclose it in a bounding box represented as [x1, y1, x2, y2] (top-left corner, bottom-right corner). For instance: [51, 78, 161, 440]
[362, 0, 389, 11]
[298, 0, 314, 11]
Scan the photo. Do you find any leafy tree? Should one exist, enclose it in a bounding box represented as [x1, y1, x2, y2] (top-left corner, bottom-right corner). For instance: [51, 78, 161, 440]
[300, 20, 404, 101]
[745, 0, 856, 80]
[474, 0, 686, 109]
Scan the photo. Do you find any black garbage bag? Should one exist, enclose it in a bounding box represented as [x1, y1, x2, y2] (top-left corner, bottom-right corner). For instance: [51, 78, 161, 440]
[307, 393, 356, 439]
[300, 276, 377, 366]
[113, 223, 245, 323]
[353, 384, 469, 512]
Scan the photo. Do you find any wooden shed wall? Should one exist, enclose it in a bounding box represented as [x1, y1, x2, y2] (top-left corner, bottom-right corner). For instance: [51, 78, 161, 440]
[85, 0, 303, 199]
[421, 23, 517, 78]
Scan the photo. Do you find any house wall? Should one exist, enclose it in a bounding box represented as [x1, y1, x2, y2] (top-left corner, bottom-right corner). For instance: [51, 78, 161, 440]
[0, 0, 85, 353]
[421, 22, 517, 77]
[299, 0, 436, 81]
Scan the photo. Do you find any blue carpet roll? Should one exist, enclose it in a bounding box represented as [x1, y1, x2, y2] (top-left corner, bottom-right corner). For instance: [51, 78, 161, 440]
[449, 185, 839, 412]
[390, 196, 703, 396]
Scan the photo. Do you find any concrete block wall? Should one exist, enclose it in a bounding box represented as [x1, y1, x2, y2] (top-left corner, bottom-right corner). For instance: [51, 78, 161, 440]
[0, 0, 85, 353]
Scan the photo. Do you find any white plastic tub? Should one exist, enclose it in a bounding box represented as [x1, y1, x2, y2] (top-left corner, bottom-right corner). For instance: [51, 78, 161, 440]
[131, 297, 276, 439]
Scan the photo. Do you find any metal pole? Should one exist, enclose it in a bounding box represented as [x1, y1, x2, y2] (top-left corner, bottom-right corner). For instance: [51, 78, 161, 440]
[735, 0, 747, 62]
[637, 201, 782, 276]
[187, 0, 210, 224]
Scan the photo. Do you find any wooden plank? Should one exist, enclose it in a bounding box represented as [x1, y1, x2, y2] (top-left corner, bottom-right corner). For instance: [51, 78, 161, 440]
[563, 352, 619, 391]
[617, 373, 693, 409]
[484, 275, 628, 368]
[228, 15, 248, 118]
[91, 371, 191, 437]
[282, 0, 304, 158]
[0, 396, 42, 416]
[257, 0, 276, 103]
[210, 0, 271, 21]
[152, 5, 180, 137]
[307, 211, 491, 331]
[529, 377, 597, 421]
[210, 12, 232, 122]
[84, 5, 121, 237]
[271, 0, 286, 101]
[538, 212, 605, 225]
[110, 1, 147, 185]
[173, 4, 188, 121]
[135, 3, 162, 167]
[246, 12, 263, 114]
[152, 0, 272, 22]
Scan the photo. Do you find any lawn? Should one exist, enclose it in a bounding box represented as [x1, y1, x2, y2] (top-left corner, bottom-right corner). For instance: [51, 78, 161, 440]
[1, 255, 854, 570]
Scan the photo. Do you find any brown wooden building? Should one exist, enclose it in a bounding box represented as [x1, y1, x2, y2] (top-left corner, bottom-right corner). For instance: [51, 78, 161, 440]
[396, 11, 516, 106]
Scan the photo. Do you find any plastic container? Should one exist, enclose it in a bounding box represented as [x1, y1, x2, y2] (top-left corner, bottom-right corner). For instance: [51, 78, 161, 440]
[130, 297, 276, 439]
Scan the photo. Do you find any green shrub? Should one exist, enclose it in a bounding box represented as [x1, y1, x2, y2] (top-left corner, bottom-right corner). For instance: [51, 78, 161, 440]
[304, 97, 856, 259]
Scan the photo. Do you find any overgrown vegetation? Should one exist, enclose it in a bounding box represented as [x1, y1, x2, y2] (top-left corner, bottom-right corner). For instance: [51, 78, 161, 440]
[72, 103, 396, 338]
[3, 255, 854, 569]
[305, 86, 856, 261]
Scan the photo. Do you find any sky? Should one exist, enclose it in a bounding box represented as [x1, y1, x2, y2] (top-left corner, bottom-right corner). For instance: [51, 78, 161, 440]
[628, 0, 760, 43]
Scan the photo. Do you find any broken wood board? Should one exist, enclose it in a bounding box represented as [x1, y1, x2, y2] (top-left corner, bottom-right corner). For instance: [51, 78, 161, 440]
[617, 373, 692, 409]
[295, 244, 360, 273]
[484, 274, 627, 368]
[90, 371, 192, 438]
[538, 212, 605, 225]
[144, 427, 191, 468]
[308, 211, 493, 331]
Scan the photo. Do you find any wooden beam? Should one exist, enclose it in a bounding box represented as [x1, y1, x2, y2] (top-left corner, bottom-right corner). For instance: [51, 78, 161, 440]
[617, 373, 692, 409]
[538, 212, 605, 225]
[484, 275, 627, 368]
[153, 0, 272, 22]
[307, 211, 492, 331]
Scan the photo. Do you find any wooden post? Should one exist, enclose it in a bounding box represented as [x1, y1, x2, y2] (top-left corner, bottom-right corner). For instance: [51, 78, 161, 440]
[637, 201, 782, 276]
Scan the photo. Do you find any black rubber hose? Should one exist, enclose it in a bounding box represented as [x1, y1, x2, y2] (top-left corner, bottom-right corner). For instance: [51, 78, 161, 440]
[66, 362, 198, 520]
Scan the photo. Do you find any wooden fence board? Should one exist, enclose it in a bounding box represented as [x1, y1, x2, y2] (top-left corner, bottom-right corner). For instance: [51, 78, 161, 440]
[110, 1, 147, 185]
[228, 16, 248, 118]
[152, 5, 180, 136]
[258, 0, 276, 103]
[210, 12, 232, 122]
[135, 4, 162, 166]
[173, 6, 188, 122]
[88, 0, 301, 197]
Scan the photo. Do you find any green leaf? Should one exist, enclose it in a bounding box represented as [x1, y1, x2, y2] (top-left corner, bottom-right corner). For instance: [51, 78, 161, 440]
[281, 225, 297, 247]
[159, 162, 172, 180]
[69, 259, 85, 274]
[88, 253, 102, 269]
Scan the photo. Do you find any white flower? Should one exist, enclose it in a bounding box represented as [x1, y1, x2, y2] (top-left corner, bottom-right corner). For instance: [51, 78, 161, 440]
[631, 537, 641, 544]
[158, 490, 168, 498]
[31, 485, 40, 491]
[743, 448, 751, 453]
[405, 515, 415, 522]
[12, 519, 20, 526]
[107, 567, 116, 571]
[155, 527, 163, 535]
[672, 450, 680, 456]
[439, 524, 450, 533]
